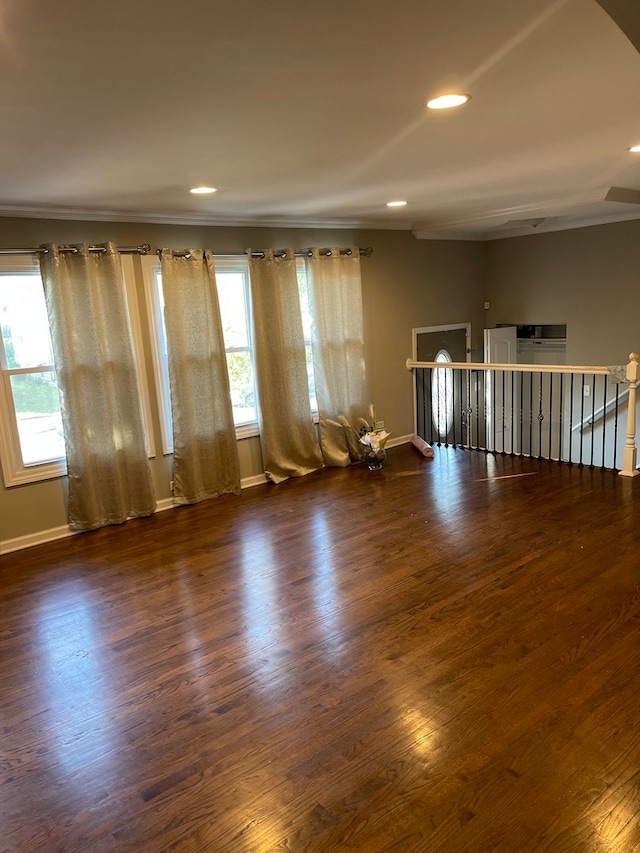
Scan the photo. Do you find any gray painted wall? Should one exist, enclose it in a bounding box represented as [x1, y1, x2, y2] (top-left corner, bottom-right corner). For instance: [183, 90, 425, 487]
[4, 213, 639, 548]
[485, 220, 640, 366]
[0, 218, 484, 546]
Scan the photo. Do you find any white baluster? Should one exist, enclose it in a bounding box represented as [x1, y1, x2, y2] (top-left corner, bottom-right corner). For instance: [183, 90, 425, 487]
[619, 352, 639, 477]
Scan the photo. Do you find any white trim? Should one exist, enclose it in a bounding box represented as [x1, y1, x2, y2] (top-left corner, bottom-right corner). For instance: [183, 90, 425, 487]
[241, 473, 269, 488]
[236, 423, 260, 440]
[143, 253, 264, 448]
[411, 324, 471, 439]
[0, 203, 408, 231]
[155, 497, 175, 512]
[387, 433, 411, 448]
[141, 254, 174, 454]
[412, 323, 472, 361]
[0, 255, 67, 486]
[121, 255, 156, 458]
[406, 359, 612, 375]
[571, 387, 632, 433]
[1, 524, 76, 555]
[1, 446, 422, 554]
[0, 255, 156, 487]
[1, 473, 269, 554]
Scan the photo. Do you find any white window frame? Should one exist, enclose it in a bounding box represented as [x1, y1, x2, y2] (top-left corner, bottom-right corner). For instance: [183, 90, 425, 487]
[0, 255, 66, 486]
[121, 255, 156, 460]
[296, 258, 318, 417]
[216, 255, 259, 439]
[432, 349, 454, 437]
[141, 254, 260, 454]
[0, 254, 154, 487]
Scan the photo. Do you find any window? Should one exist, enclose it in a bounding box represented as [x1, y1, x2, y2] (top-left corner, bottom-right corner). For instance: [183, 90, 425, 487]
[432, 349, 454, 437]
[0, 256, 65, 485]
[296, 258, 318, 412]
[217, 259, 257, 428]
[143, 255, 318, 453]
[143, 255, 259, 451]
[0, 254, 154, 487]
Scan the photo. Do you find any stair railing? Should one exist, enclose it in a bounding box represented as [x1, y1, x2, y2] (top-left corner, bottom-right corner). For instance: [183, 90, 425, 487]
[406, 352, 639, 477]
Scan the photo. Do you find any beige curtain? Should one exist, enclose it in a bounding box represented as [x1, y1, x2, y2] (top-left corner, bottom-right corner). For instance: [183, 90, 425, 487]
[40, 243, 155, 531]
[305, 247, 373, 466]
[159, 249, 240, 503]
[249, 249, 323, 483]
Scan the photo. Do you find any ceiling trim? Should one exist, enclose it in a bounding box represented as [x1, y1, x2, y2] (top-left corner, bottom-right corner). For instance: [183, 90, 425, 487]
[0, 203, 411, 232]
[412, 187, 640, 239]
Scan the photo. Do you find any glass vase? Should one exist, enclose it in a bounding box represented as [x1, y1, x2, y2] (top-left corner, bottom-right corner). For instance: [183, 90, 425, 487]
[364, 448, 386, 470]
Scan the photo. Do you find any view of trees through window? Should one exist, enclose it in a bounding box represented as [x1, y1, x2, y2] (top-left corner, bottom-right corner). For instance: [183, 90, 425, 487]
[296, 261, 317, 411]
[0, 255, 319, 483]
[151, 258, 317, 444]
[0, 271, 65, 466]
[216, 269, 256, 424]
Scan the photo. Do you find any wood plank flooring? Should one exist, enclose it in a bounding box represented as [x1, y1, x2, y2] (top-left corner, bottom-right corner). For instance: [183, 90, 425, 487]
[1, 445, 640, 852]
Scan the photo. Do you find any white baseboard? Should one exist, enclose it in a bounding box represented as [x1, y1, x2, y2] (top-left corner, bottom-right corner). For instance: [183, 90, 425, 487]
[387, 434, 412, 448]
[1, 448, 414, 556]
[1, 473, 269, 555]
[241, 473, 269, 489]
[155, 497, 175, 512]
[1, 524, 76, 556]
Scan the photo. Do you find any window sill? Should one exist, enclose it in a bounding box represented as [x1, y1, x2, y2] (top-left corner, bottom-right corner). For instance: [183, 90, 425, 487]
[235, 422, 260, 440]
[3, 458, 67, 488]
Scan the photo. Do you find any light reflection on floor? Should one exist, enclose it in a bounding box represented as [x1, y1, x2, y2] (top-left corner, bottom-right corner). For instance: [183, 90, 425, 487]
[402, 707, 440, 758]
[175, 566, 217, 705]
[427, 451, 469, 530]
[240, 520, 290, 691]
[36, 582, 115, 775]
[309, 510, 341, 648]
[239, 508, 346, 688]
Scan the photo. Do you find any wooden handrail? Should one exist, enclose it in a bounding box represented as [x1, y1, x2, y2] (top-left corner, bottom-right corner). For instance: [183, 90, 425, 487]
[407, 354, 639, 476]
[405, 358, 612, 375]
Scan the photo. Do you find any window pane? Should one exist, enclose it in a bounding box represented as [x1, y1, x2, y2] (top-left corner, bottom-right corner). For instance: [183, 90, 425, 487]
[297, 265, 312, 340]
[226, 350, 256, 424]
[0, 274, 55, 369]
[10, 371, 65, 464]
[305, 344, 317, 411]
[432, 350, 453, 437]
[153, 270, 168, 357]
[297, 263, 317, 411]
[217, 272, 249, 349]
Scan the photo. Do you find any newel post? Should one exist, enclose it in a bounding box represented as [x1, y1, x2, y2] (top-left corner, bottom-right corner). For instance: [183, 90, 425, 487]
[619, 352, 639, 477]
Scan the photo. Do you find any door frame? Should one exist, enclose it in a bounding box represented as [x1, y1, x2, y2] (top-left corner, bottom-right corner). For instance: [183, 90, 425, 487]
[412, 323, 471, 362]
[412, 323, 472, 440]
[483, 325, 518, 453]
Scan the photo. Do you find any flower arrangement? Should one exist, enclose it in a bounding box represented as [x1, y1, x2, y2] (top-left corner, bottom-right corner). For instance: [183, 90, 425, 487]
[358, 417, 391, 469]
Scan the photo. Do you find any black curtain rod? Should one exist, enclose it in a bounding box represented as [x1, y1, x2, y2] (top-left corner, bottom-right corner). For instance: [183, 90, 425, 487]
[249, 247, 373, 259]
[0, 244, 372, 259]
[161, 247, 373, 259]
[0, 244, 151, 256]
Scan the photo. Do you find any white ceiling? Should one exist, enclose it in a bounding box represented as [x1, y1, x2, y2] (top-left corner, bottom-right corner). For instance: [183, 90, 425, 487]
[1, 0, 640, 240]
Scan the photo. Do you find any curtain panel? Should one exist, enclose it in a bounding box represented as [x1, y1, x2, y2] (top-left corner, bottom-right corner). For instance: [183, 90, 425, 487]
[40, 243, 155, 531]
[159, 249, 241, 503]
[305, 248, 373, 466]
[248, 250, 323, 483]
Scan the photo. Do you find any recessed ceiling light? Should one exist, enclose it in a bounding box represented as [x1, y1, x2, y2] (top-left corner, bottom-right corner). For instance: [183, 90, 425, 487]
[190, 186, 217, 194]
[426, 93, 470, 110]
[387, 200, 408, 207]
[628, 145, 640, 153]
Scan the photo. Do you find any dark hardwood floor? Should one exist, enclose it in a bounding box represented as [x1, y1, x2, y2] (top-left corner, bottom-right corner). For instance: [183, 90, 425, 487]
[2, 445, 640, 852]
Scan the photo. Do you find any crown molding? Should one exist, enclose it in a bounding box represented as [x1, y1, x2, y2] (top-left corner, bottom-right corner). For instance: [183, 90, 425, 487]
[0, 203, 411, 232]
[412, 188, 640, 240]
[4, 192, 640, 241]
